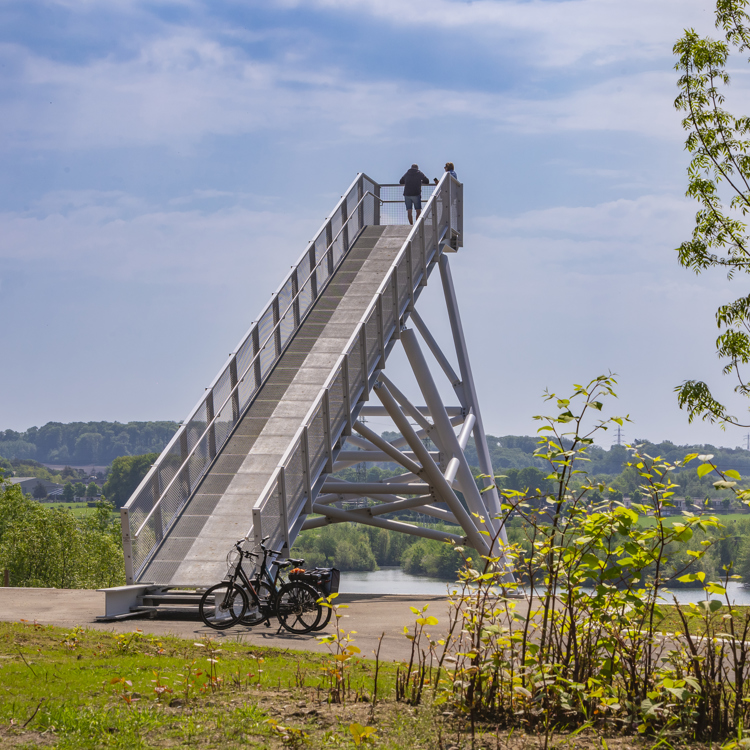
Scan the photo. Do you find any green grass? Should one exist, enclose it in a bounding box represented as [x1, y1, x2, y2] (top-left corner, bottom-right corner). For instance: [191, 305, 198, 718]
[0, 621, 444, 749]
[42, 502, 116, 519]
[651, 603, 750, 636]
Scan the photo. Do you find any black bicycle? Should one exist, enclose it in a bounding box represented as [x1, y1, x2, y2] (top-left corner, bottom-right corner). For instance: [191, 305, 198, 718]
[199, 538, 323, 634]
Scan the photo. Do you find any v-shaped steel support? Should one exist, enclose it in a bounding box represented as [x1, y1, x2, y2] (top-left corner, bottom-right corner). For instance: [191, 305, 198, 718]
[301, 252, 509, 564]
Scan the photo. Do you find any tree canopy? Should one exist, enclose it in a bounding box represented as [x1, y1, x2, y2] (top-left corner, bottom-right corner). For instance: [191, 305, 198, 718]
[674, 0, 750, 427]
[102, 453, 159, 508]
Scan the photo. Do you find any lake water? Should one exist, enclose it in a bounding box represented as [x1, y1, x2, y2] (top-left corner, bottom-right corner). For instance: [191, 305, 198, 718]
[340, 567, 750, 605]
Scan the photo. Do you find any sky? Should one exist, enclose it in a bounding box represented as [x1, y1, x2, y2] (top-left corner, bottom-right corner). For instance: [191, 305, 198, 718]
[1, 0, 749, 449]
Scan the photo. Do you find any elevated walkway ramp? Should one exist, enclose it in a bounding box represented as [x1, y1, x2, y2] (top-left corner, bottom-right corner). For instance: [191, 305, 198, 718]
[141, 226, 409, 585]
[120, 173, 463, 591]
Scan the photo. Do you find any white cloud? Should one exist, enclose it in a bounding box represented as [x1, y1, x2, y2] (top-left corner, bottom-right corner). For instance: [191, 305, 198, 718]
[0, 189, 315, 286]
[0, 32, 687, 153]
[275, 0, 716, 67]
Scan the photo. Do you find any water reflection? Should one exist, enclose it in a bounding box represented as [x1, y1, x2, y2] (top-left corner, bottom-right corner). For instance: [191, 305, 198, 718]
[341, 567, 750, 605]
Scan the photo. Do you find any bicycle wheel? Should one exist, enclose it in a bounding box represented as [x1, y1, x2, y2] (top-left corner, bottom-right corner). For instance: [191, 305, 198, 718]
[312, 599, 333, 631]
[275, 582, 322, 634]
[240, 581, 274, 626]
[199, 582, 248, 630]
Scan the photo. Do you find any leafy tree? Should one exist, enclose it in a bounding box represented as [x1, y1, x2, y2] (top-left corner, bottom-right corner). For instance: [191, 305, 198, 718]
[72, 482, 86, 498]
[0, 481, 124, 588]
[85, 482, 99, 498]
[673, 0, 750, 426]
[32, 481, 47, 499]
[102, 453, 158, 508]
[62, 483, 74, 502]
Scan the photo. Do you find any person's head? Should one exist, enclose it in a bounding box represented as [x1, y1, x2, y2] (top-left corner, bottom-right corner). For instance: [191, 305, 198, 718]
[445, 162, 454, 171]
[411, 163, 419, 169]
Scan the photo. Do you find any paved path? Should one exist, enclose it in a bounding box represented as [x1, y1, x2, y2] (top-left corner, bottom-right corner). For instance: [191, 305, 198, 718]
[0, 588, 451, 662]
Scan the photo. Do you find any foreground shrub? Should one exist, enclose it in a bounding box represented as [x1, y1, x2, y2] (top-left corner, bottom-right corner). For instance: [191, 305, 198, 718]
[397, 375, 750, 744]
[0, 478, 125, 588]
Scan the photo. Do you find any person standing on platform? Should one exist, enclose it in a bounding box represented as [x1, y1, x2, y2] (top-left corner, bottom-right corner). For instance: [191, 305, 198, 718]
[399, 163, 430, 225]
[435, 162, 457, 183]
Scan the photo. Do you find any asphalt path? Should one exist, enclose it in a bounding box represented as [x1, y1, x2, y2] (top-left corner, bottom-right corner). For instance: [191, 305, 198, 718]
[0, 588, 455, 662]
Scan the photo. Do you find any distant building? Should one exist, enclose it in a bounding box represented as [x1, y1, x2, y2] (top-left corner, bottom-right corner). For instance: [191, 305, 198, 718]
[7, 477, 63, 496]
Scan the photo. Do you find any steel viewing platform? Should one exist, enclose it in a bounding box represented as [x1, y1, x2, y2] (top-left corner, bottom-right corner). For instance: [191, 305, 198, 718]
[104, 173, 506, 619]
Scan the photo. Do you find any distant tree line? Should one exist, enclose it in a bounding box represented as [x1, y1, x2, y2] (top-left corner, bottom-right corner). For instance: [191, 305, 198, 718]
[0, 421, 178, 465]
[291, 522, 465, 579]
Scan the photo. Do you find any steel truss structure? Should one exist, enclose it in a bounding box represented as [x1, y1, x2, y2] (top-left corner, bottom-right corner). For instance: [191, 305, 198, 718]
[303, 257, 508, 559]
[117, 171, 506, 603]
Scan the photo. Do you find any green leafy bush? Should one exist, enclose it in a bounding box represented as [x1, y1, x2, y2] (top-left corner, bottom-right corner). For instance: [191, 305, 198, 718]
[0, 476, 125, 588]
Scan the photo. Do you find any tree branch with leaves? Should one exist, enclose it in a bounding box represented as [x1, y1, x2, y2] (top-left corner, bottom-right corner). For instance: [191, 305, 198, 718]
[674, 0, 750, 427]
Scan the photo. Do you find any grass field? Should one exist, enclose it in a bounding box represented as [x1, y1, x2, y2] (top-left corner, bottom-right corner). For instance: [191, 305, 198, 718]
[42, 502, 118, 520]
[653, 604, 750, 635]
[0, 621, 441, 750]
[0, 619, 721, 750]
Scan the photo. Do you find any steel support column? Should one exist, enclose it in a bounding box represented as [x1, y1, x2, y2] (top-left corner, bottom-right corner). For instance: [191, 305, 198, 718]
[439, 254, 505, 528]
[400, 328, 499, 539]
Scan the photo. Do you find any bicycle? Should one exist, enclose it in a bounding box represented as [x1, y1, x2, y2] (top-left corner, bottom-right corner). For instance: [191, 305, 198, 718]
[198, 538, 323, 634]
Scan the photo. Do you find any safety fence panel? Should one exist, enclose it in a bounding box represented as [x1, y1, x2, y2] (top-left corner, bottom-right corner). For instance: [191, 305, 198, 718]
[284, 439, 307, 526]
[123, 172, 380, 583]
[378, 184, 436, 225]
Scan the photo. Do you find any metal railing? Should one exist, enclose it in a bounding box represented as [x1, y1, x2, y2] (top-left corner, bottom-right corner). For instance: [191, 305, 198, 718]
[248, 173, 462, 554]
[121, 173, 381, 583]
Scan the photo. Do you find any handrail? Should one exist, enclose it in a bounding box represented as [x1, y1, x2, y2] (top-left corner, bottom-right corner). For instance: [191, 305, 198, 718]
[247, 174, 455, 539]
[132, 189, 381, 540]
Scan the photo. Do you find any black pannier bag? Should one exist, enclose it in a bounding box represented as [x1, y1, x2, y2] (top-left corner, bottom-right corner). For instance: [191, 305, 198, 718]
[289, 567, 340, 596]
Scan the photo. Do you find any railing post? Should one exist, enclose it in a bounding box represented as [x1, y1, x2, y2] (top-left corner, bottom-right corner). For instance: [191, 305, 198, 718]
[421, 215, 428, 286]
[341, 202, 349, 254]
[357, 176, 364, 229]
[301, 426, 313, 513]
[291, 268, 300, 327]
[251, 324, 263, 390]
[179, 430, 191, 502]
[152, 471, 164, 543]
[359, 326, 369, 399]
[272, 296, 282, 357]
[391, 266, 400, 340]
[308, 246, 318, 299]
[279, 467, 290, 549]
[342, 354, 353, 436]
[447, 176, 452, 237]
[432, 198, 438, 252]
[322, 390, 334, 473]
[252, 507, 263, 549]
[376, 294, 386, 367]
[230, 355, 241, 423]
[326, 220, 334, 277]
[121, 507, 135, 585]
[406, 238, 415, 310]
[205, 389, 217, 460]
[374, 183, 381, 226]
[456, 180, 463, 244]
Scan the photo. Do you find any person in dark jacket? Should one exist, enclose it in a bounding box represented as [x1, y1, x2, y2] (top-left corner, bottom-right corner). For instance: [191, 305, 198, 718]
[399, 164, 430, 225]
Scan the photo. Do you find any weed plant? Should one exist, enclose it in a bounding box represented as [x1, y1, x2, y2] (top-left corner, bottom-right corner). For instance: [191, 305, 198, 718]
[397, 375, 750, 746]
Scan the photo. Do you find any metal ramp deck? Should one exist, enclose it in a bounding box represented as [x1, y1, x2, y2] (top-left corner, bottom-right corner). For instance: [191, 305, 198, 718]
[119, 172, 466, 595]
[140, 225, 409, 586]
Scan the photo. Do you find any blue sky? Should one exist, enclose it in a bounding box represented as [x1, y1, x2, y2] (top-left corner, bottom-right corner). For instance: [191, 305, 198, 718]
[1, 0, 747, 448]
